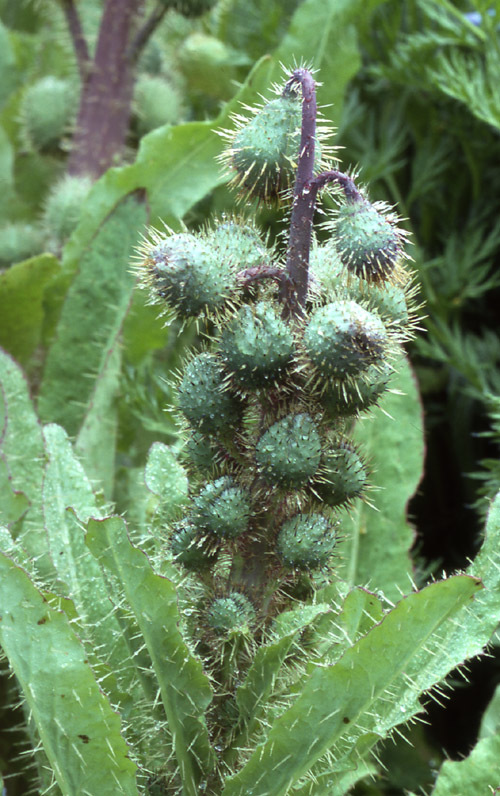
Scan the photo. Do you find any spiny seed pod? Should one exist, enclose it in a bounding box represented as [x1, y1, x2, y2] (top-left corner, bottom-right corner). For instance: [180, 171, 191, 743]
[219, 301, 294, 386]
[304, 300, 388, 380]
[183, 432, 219, 472]
[227, 92, 310, 201]
[178, 33, 237, 100]
[207, 592, 255, 634]
[346, 279, 410, 328]
[133, 74, 185, 135]
[320, 361, 392, 417]
[20, 76, 78, 151]
[169, 522, 218, 570]
[192, 477, 251, 538]
[41, 175, 92, 250]
[206, 220, 268, 272]
[317, 442, 368, 507]
[276, 513, 337, 570]
[141, 232, 238, 318]
[178, 353, 241, 434]
[255, 413, 322, 487]
[335, 197, 407, 283]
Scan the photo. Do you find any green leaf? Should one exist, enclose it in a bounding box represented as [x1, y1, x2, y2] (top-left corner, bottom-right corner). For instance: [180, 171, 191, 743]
[0, 553, 138, 796]
[431, 733, 500, 794]
[86, 516, 215, 795]
[0, 457, 29, 525]
[0, 349, 52, 576]
[144, 441, 189, 516]
[39, 193, 148, 492]
[221, 575, 481, 796]
[42, 423, 135, 697]
[337, 355, 424, 601]
[0, 253, 59, 366]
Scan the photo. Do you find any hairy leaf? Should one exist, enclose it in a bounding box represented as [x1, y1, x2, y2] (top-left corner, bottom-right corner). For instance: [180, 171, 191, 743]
[221, 575, 481, 795]
[0, 553, 138, 795]
[337, 355, 424, 601]
[86, 516, 215, 795]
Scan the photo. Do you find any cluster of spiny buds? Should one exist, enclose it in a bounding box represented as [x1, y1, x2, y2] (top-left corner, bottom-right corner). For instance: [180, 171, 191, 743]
[137, 66, 416, 642]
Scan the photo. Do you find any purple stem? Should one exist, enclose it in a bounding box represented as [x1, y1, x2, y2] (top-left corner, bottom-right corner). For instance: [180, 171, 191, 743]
[128, 4, 169, 64]
[67, 0, 143, 178]
[61, 0, 91, 81]
[279, 68, 318, 317]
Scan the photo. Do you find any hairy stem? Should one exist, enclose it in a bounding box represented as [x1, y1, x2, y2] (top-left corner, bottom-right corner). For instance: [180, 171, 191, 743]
[279, 68, 318, 318]
[67, 0, 143, 178]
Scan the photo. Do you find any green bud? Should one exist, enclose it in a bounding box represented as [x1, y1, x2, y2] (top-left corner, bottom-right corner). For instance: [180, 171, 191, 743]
[206, 221, 268, 272]
[255, 413, 322, 487]
[304, 300, 387, 379]
[143, 232, 239, 318]
[276, 513, 336, 570]
[178, 353, 241, 434]
[229, 93, 305, 201]
[0, 222, 44, 265]
[207, 592, 255, 634]
[220, 301, 294, 386]
[335, 197, 405, 282]
[320, 361, 392, 417]
[41, 175, 92, 250]
[317, 442, 368, 507]
[183, 432, 219, 472]
[192, 477, 251, 538]
[133, 75, 185, 135]
[169, 522, 218, 570]
[20, 76, 78, 151]
[178, 33, 238, 99]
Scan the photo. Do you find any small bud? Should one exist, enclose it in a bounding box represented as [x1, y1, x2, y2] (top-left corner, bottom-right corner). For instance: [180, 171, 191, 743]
[20, 77, 78, 151]
[133, 75, 185, 135]
[206, 220, 268, 272]
[335, 197, 407, 283]
[276, 513, 337, 570]
[141, 232, 238, 318]
[255, 413, 322, 487]
[317, 442, 368, 507]
[183, 432, 218, 472]
[219, 301, 294, 386]
[304, 300, 387, 380]
[41, 175, 92, 251]
[169, 522, 218, 570]
[192, 477, 251, 538]
[207, 592, 255, 634]
[320, 362, 392, 417]
[178, 353, 241, 434]
[227, 93, 305, 201]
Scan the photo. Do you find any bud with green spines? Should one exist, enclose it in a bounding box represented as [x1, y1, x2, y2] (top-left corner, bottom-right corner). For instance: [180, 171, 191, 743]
[206, 220, 269, 273]
[316, 441, 368, 507]
[304, 300, 388, 381]
[320, 361, 393, 417]
[133, 74, 185, 135]
[141, 231, 240, 319]
[255, 413, 322, 487]
[20, 76, 78, 151]
[177, 352, 241, 434]
[183, 432, 219, 473]
[207, 592, 256, 634]
[219, 301, 294, 387]
[276, 513, 337, 570]
[169, 522, 219, 570]
[226, 90, 315, 202]
[192, 477, 251, 538]
[334, 196, 407, 283]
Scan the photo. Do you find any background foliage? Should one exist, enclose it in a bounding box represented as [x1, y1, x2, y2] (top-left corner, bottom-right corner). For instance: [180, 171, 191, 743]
[0, 0, 499, 794]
